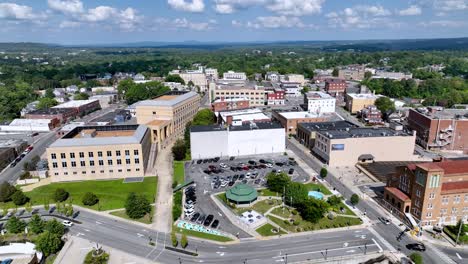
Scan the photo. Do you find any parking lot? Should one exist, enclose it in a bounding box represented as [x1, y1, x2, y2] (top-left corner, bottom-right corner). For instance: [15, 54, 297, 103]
[183, 154, 310, 238]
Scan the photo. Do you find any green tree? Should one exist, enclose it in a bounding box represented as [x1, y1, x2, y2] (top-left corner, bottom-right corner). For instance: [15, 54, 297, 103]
[28, 214, 45, 234]
[35, 231, 63, 257]
[300, 86, 310, 95]
[332, 68, 339, 77]
[187, 80, 194, 87]
[320, 167, 328, 179]
[171, 231, 178, 247]
[410, 253, 423, 264]
[181, 233, 188, 248]
[82, 192, 99, 206]
[350, 194, 360, 206]
[84, 249, 110, 264]
[11, 190, 29, 206]
[44, 88, 55, 98]
[172, 139, 187, 161]
[37, 97, 59, 109]
[374, 96, 396, 113]
[266, 172, 291, 193]
[327, 195, 343, 207]
[74, 92, 90, 100]
[165, 74, 185, 84]
[192, 109, 216, 126]
[6, 216, 26, 233]
[125, 192, 151, 219]
[0, 182, 17, 202]
[44, 219, 65, 237]
[285, 182, 309, 207]
[54, 188, 69, 202]
[299, 198, 329, 223]
[364, 71, 372, 79]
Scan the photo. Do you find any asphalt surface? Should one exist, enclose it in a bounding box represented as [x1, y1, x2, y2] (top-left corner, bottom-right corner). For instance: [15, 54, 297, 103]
[0, 131, 57, 184]
[285, 138, 468, 264]
[64, 209, 384, 264]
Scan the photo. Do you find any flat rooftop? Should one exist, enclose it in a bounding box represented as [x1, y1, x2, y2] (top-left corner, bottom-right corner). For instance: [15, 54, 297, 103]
[132, 91, 198, 107]
[298, 120, 356, 132]
[191, 122, 283, 133]
[278, 111, 342, 121]
[219, 108, 269, 123]
[320, 127, 412, 139]
[52, 99, 98, 108]
[50, 124, 148, 148]
[347, 93, 381, 100]
[412, 108, 468, 120]
[306, 91, 334, 100]
[28, 108, 75, 115]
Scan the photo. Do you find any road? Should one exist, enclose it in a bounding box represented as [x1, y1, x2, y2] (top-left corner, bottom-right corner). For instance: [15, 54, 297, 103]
[0, 132, 57, 184]
[286, 138, 467, 264]
[65, 210, 385, 264]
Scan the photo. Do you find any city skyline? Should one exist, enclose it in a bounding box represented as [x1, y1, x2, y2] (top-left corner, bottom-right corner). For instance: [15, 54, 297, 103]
[0, 0, 466, 44]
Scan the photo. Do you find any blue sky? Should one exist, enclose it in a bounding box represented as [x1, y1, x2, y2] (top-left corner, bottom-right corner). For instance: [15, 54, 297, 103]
[0, 0, 467, 44]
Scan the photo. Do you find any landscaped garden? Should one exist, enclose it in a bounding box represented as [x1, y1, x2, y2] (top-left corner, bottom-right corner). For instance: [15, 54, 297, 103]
[444, 220, 468, 245]
[256, 223, 287, 236]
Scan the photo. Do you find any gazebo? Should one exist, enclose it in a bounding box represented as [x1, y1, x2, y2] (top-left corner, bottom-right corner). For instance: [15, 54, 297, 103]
[225, 184, 258, 205]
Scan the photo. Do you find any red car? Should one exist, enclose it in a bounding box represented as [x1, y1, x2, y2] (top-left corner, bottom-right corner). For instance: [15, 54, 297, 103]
[25, 146, 34, 152]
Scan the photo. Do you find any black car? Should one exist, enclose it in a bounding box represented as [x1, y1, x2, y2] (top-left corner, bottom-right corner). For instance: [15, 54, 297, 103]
[204, 214, 214, 226]
[190, 212, 200, 222]
[203, 169, 212, 174]
[214, 157, 220, 162]
[288, 168, 294, 174]
[72, 211, 80, 218]
[406, 243, 426, 251]
[254, 179, 261, 184]
[211, 219, 219, 228]
[213, 182, 221, 189]
[197, 160, 202, 164]
[203, 159, 208, 163]
[228, 181, 235, 186]
[48, 207, 55, 214]
[239, 174, 245, 180]
[248, 160, 256, 165]
[229, 156, 235, 161]
[10, 162, 17, 168]
[242, 179, 248, 184]
[233, 175, 239, 181]
[259, 159, 266, 163]
[197, 214, 206, 224]
[275, 162, 284, 167]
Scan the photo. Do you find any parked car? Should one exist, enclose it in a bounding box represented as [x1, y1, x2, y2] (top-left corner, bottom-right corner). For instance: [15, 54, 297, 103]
[378, 217, 391, 225]
[213, 157, 220, 162]
[184, 204, 194, 210]
[239, 174, 245, 180]
[15, 210, 25, 216]
[211, 219, 219, 228]
[406, 243, 426, 251]
[48, 207, 55, 214]
[197, 160, 202, 164]
[190, 212, 200, 222]
[62, 220, 73, 227]
[248, 160, 256, 165]
[197, 215, 206, 224]
[228, 181, 235, 186]
[275, 162, 284, 167]
[254, 179, 261, 185]
[259, 159, 266, 163]
[288, 168, 294, 174]
[204, 215, 214, 226]
[221, 181, 228, 188]
[229, 156, 235, 161]
[9, 162, 17, 168]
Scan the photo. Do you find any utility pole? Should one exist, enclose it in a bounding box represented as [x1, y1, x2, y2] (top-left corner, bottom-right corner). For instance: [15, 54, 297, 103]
[364, 243, 367, 255]
[456, 216, 465, 246]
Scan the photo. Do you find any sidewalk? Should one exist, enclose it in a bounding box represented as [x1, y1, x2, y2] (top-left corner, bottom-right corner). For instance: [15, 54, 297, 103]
[151, 143, 174, 233]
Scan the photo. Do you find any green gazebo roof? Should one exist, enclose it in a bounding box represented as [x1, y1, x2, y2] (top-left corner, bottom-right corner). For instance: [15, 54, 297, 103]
[225, 183, 258, 203]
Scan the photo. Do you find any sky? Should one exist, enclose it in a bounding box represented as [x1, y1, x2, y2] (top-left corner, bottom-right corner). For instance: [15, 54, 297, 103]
[0, 0, 467, 44]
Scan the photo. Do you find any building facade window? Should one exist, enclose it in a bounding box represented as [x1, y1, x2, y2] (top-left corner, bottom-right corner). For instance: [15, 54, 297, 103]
[70, 153, 75, 159]
[442, 196, 449, 205]
[428, 203, 433, 209]
[126, 159, 131, 165]
[79, 152, 84, 158]
[117, 159, 122, 165]
[454, 195, 461, 204]
[88, 152, 94, 158]
[135, 158, 140, 164]
[51, 153, 57, 159]
[61, 162, 67, 168]
[80, 161, 85, 167]
[429, 174, 440, 188]
[125, 150, 130, 156]
[60, 153, 66, 159]
[429, 193, 435, 199]
[134, 150, 139, 156]
[52, 162, 58, 168]
[107, 151, 112, 157]
[116, 150, 121, 157]
[98, 160, 104, 166]
[71, 161, 76, 167]
[90, 160, 95, 166]
[108, 160, 113, 165]
[98, 151, 103, 157]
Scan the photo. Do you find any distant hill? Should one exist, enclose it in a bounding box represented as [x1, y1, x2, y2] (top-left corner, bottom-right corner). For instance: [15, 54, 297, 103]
[1, 37, 467, 51]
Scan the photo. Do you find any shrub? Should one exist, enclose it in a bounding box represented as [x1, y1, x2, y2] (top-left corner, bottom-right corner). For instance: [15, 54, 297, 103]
[320, 167, 328, 179]
[125, 192, 151, 219]
[54, 188, 69, 202]
[181, 234, 188, 249]
[35, 231, 63, 257]
[350, 194, 359, 206]
[410, 253, 423, 264]
[291, 210, 298, 215]
[171, 231, 178, 247]
[6, 216, 26, 234]
[44, 219, 65, 237]
[293, 220, 300, 226]
[172, 139, 187, 161]
[28, 214, 45, 234]
[266, 172, 291, 193]
[327, 195, 343, 207]
[172, 191, 183, 221]
[82, 192, 99, 206]
[0, 182, 17, 202]
[283, 219, 290, 225]
[11, 190, 29, 206]
[172, 181, 178, 189]
[84, 249, 110, 264]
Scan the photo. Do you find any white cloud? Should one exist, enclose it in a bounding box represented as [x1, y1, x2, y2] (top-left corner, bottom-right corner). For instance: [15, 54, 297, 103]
[419, 20, 466, 27]
[214, 0, 265, 14]
[168, 0, 205, 12]
[326, 5, 394, 29]
[0, 3, 46, 21]
[59, 20, 81, 28]
[266, 0, 324, 16]
[242, 15, 317, 29]
[399, 5, 422, 16]
[231, 19, 243, 27]
[48, 0, 84, 15]
[433, 0, 467, 11]
[155, 17, 216, 31]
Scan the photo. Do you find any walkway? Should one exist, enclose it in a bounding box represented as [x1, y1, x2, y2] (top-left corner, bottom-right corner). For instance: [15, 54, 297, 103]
[151, 142, 174, 233]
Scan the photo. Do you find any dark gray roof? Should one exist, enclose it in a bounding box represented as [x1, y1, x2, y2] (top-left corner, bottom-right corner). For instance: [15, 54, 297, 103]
[298, 121, 356, 133]
[320, 127, 412, 139]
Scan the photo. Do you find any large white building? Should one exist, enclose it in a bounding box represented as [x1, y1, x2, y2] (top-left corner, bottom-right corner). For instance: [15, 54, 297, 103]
[305, 91, 336, 114]
[281, 82, 302, 97]
[190, 122, 285, 159]
[223, 71, 247, 81]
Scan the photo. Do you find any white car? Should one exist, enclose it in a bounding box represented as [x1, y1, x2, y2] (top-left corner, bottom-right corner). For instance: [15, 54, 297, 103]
[185, 204, 194, 209]
[184, 208, 194, 214]
[266, 163, 273, 168]
[220, 181, 228, 187]
[62, 220, 73, 227]
[219, 163, 227, 168]
[246, 173, 251, 178]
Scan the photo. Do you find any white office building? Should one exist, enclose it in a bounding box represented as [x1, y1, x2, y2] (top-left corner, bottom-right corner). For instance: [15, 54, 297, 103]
[305, 92, 336, 114]
[190, 122, 285, 159]
[223, 71, 247, 81]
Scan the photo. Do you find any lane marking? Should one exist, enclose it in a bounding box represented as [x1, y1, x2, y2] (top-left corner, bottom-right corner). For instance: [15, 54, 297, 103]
[153, 232, 167, 261]
[346, 250, 356, 253]
[95, 221, 102, 225]
[371, 238, 383, 253]
[456, 253, 462, 260]
[272, 244, 378, 259]
[137, 233, 144, 238]
[84, 229, 90, 232]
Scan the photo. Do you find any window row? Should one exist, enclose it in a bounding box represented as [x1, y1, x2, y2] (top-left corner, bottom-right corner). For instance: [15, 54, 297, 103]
[52, 158, 140, 168]
[51, 150, 140, 160]
[53, 168, 140, 176]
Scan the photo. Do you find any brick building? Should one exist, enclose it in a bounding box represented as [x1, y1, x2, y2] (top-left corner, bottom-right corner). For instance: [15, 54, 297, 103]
[266, 89, 285, 105]
[384, 160, 468, 227]
[359, 105, 383, 125]
[26, 108, 77, 123]
[211, 98, 250, 112]
[407, 107, 468, 153]
[324, 78, 346, 96]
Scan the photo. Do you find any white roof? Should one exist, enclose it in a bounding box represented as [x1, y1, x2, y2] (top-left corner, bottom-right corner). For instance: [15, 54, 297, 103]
[132, 92, 199, 107]
[52, 99, 98, 108]
[219, 108, 269, 123]
[9, 119, 52, 126]
[0, 242, 42, 260]
[278, 111, 321, 119]
[347, 93, 381, 99]
[306, 91, 334, 100]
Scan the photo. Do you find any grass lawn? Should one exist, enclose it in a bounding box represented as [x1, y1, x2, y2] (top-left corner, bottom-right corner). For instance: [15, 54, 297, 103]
[173, 161, 185, 185]
[304, 182, 332, 195]
[234, 199, 282, 215]
[45, 255, 57, 264]
[444, 225, 468, 245]
[258, 188, 281, 197]
[268, 213, 362, 233]
[271, 206, 297, 219]
[330, 202, 356, 216]
[110, 209, 153, 224]
[16, 177, 157, 211]
[256, 223, 287, 236]
[173, 225, 233, 242]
